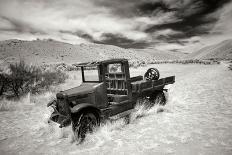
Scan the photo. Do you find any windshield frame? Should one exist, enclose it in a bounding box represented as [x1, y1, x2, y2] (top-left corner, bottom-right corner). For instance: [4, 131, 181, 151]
[81, 65, 101, 83]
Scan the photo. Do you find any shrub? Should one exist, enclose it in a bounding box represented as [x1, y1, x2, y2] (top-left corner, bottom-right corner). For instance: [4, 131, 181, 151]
[41, 63, 79, 71]
[31, 70, 68, 93]
[0, 73, 9, 96]
[8, 61, 42, 96]
[145, 59, 218, 65]
[0, 60, 68, 98]
[229, 64, 232, 71]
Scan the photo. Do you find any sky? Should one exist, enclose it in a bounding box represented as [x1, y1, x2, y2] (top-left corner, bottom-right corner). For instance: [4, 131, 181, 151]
[0, 0, 232, 52]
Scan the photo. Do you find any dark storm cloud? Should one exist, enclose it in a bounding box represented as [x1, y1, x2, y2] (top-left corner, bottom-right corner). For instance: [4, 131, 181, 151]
[144, 0, 231, 40]
[94, 33, 150, 49]
[156, 35, 190, 45]
[63, 30, 95, 42]
[90, 0, 231, 48]
[137, 1, 177, 15]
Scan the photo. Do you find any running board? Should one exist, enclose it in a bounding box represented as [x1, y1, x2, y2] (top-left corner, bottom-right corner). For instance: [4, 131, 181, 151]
[109, 109, 135, 120]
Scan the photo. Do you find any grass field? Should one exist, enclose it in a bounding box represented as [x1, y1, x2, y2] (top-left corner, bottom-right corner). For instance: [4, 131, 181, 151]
[0, 63, 232, 155]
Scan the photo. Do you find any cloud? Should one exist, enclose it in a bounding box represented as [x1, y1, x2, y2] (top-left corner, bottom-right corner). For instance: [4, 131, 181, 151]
[0, 17, 14, 30]
[94, 33, 150, 48]
[0, 30, 88, 44]
[184, 0, 232, 51]
[0, 0, 149, 44]
[154, 29, 183, 37]
[0, 0, 231, 50]
[210, 1, 232, 36]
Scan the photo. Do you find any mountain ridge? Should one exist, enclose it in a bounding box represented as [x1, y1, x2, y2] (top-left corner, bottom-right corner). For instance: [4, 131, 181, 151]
[0, 39, 184, 65]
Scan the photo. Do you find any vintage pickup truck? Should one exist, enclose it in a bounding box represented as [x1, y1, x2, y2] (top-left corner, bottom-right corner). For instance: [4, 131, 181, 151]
[47, 59, 175, 143]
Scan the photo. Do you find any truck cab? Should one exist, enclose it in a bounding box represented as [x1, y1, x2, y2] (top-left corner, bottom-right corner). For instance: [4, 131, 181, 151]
[74, 59, 134, 116]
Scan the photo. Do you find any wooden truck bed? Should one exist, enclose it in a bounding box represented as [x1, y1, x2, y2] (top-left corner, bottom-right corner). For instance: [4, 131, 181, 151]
[131, 76, 175, 93]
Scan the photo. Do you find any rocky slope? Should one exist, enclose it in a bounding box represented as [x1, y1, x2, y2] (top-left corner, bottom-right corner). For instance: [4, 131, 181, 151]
[186, 39, 232, 60]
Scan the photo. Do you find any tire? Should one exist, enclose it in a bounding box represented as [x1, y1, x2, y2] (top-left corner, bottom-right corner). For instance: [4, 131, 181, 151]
[124, 114, 130, 124]
[144, 68, 160, 81]
[72, 112, 99, 144]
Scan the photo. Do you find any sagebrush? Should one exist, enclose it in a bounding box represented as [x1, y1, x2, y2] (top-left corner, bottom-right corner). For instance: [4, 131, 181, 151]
[229, 64, 232, 71]
[0, 61, 68, 97]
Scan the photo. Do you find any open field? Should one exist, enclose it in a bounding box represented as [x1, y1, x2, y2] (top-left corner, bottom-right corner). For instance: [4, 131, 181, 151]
[0, 63, 232, 155]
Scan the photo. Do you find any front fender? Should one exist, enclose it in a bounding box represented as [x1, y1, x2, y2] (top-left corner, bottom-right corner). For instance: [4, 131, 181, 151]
[71, 103, 100, 115]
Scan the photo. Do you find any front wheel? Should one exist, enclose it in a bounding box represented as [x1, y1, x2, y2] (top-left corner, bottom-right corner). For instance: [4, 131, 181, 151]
[72, 112, 99, 144]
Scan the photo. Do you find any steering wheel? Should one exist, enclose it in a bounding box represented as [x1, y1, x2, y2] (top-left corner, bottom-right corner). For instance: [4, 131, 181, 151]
[144, 68, 160, 81]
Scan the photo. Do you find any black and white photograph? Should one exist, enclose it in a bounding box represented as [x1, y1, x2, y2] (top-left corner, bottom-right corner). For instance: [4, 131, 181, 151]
[0, 0, 232, 154]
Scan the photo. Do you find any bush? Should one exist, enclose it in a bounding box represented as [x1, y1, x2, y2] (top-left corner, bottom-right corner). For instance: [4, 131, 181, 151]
[229, 64, 232, 71]
[0, 61, 68, 98]
[0, 73, 10, 96]
[41, 63, 79, 71]
[8, 61, 42, 96]
[146, 59, 219, 65]
[31, 70, 68, 93]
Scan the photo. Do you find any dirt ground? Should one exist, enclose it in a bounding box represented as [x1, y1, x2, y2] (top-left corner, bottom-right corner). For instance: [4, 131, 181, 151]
[0, 63, 232, 155]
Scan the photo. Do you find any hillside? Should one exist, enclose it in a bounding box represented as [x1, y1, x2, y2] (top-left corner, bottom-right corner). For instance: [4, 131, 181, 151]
[186, 39, 232, 60]
[0, 39, 183, 66]
[134, 48, 185, 60]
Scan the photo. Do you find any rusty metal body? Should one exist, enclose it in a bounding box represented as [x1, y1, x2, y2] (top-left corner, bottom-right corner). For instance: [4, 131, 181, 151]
[48, 59, 175, 128]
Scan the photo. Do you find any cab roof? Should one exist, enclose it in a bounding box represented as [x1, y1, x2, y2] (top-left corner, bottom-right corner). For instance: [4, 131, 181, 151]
[75, 58, 128, 67]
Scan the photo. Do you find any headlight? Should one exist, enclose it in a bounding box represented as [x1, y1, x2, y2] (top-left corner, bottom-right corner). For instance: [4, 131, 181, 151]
[47, 99, 57, 107]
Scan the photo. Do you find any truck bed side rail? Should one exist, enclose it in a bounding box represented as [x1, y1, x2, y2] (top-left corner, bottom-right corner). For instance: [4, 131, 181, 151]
[131, 76, 175, 93]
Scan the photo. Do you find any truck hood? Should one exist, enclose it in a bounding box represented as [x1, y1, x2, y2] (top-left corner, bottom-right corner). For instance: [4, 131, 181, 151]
[57, 82, 99, 98]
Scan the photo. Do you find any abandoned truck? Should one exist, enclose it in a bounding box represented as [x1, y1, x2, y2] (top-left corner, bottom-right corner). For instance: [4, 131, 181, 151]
[47, 59, 175, 142]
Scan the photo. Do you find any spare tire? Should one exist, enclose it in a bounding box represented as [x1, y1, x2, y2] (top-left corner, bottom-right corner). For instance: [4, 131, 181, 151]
[144, 68, 160, 81]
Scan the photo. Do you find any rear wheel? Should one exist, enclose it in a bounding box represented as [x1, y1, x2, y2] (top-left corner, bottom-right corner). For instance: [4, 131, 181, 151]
[124, 114, 130, 124]
[152, 91, 166, 105]
[72, 112, 99, 144]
